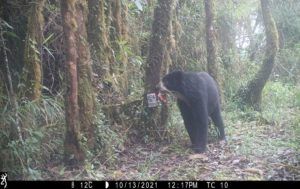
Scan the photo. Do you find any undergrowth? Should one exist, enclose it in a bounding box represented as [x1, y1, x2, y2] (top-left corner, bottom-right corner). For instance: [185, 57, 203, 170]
[0, 95, 65, 179]
[0, 94, 123, 179]
[1, 79, 298, 180]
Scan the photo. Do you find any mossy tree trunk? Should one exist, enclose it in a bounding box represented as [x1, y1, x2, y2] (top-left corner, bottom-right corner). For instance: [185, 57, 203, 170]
[143, 0, 174, 141]
[75, 0, 96, 150]
[237, 0, 279, 111]
[204, 0, 222, 97]
[111, 0, 122, 43]
[22, 0, 46, 100]
[61, 0, 84, 167]
[109, 0, 130, 96]
[105, 0, 112, 34]
[170, 1, 183, 70]
[61, 0, 96, 166]
[87, 0, 112, 78]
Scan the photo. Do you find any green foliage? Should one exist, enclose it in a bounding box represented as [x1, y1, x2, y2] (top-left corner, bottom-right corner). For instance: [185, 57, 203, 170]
[225, 80, 298, 123]
[0, 94, 126, 179]
[0, 95, 65, 179]
[176, 0, 206, 70]
[295, 89, 300, 107]
[263, 82, 295, 106]
[224, 60, 260, 101]
[273, 47, 300, 83]
[270, 1, 300, 83]
[85, 108, 124, 167]
[272, 0, 300, 46]
[262, 81, 298, 123]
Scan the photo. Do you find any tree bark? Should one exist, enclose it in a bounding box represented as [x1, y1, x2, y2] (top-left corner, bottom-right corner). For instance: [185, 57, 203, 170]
[87, 0, 112, 77]
[237, 0, 279, 111]
[142, 0, 174, 141]
[61, 0, 85, 167]
[110, 0, 129, 96]
[111, 0, 122, 41]
[22, 0, 46, 100]
[76, 0, 96, 150]
[204, 0, 222, 99]
[105, 0, 112, 34]
[170, 1, 183, 71]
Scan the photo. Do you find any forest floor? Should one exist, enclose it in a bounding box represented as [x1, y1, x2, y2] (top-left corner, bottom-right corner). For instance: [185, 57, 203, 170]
[103, 115, 299, 180]
[45, 107, 299, 180]
[41, 82, 300, 180]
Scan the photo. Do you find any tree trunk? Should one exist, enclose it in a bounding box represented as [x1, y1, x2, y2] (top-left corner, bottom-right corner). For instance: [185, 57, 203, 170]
[110, 0, 129, 96]
[204, 0, 222, 99]
[61, 0, 85, 167]
[22, 0, 45, 100]
[142, 0, 174, 141]
[170, 1, 183, 70]
[105, 0, 112, 35]
[87, 0, 112, 77]
[237, 0, 279, 111]
[111, 0, 122, 46]
[75, 0, 96, 150]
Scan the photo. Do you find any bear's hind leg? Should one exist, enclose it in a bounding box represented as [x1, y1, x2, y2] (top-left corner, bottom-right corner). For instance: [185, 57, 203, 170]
[191, 101, 208, 153]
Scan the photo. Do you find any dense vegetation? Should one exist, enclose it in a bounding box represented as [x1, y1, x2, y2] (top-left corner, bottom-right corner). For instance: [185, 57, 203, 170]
[0, 0, 299, 180]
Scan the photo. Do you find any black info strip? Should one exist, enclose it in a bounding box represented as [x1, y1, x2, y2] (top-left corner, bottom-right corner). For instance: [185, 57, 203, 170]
[6, 180, 300, 189]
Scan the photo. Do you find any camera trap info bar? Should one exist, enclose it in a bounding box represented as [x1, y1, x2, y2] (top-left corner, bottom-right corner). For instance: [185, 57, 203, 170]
[147, 93, 158, 107]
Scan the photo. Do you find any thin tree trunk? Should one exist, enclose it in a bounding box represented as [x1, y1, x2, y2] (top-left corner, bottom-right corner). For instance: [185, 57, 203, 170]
[237, 0, 279, 110]
[142, 0, 174, 141]
[204, 0, 222, 99]
[61, 0, 85, 167]
[22, 0, 45, 100]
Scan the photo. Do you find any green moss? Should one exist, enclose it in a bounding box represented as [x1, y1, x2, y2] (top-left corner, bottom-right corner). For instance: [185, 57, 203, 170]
[22, 0, 46, 100]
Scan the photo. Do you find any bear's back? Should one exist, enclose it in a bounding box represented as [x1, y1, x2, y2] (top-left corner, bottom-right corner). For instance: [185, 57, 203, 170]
[195, 72, 220, 111]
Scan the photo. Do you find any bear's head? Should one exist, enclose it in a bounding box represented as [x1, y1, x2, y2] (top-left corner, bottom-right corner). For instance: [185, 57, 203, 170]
[158, 70, 183, 93]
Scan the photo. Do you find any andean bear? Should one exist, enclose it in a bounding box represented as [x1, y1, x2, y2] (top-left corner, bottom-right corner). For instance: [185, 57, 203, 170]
[158, 70, 226, 153]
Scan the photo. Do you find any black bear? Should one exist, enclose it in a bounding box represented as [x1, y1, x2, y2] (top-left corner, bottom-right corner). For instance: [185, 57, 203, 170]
[158, 70, 226, 153]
